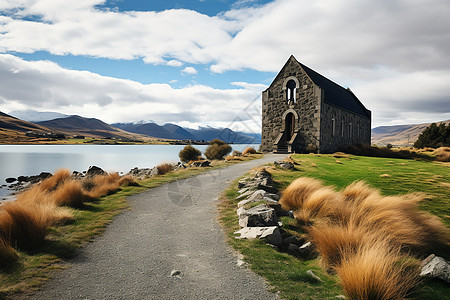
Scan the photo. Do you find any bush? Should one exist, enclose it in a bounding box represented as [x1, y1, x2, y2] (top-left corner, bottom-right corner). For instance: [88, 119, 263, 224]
[204, 139, 232, 160]
[414, 122, 450, 148]
[178, 145, 202, 163]
[434, 147, 450, 162]
[242, 147, 256, 155]
[156, 163, 174, 175]
[0, 236, 18, 267]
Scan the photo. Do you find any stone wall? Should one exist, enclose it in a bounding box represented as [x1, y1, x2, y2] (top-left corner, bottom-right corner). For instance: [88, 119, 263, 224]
[319, 103, 371, 153]
[261, 59, 320, 152]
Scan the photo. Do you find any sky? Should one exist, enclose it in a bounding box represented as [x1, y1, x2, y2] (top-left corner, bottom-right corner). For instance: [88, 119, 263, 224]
[0, 0, 449, 133]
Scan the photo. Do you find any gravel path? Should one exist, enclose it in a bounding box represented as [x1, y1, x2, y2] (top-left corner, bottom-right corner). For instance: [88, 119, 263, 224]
[32, 154, 285, 299]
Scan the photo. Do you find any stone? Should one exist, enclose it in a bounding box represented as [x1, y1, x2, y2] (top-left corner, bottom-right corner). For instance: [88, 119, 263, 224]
[5, 178, 16, 183]
[235, 226, 282, 247]
[298, 241, 314, 256]
[306, 270, 322, 282]
[236, 189, 254, 200]
[284, 235, 304, 246]
[150, 167, 159, 176]
[191, 160, 210, 167]
[237, 190, 278, 208]
[86, 166, 106, 177]
[238, 204, 278, 228]
[287, 243, 300, 256]
[257, 182, 278, 194]
[174, 162, 187, 170]
[420, 255, 450, 283]
[170, 269, 182, 278]
[274, 161, 295, 170]
[17, 175, 29, 182]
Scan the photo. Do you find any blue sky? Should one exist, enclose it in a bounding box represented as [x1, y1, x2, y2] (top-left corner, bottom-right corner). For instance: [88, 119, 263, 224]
[0, 0, 449, 132]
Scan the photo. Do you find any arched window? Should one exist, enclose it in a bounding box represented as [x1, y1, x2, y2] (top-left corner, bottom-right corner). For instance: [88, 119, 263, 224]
[286, 79, 296, 104]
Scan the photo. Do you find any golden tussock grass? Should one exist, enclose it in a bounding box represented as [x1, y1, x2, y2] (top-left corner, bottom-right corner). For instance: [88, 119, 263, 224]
[335, 241, 419, 300]
[0, 202, 54, 250]
[281, 176, 449, 299]
[380, 173, 390, 177]
[156, 163, 174, 175]
[434, 147, 450, 162]
[279, 177, 324, 212]
[50, 180, 86, 208]
[0, 236, 18, 267]
[225, 155, 243, 161]
[242, 147, 257, 155]
[39, 169, 71, 192]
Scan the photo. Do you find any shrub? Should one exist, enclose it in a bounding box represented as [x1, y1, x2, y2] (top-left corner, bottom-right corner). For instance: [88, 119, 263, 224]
[204, 139, 232, 160]
[242, 147, 257, 155]
[50, 180, 86, 208]
[156, 163, 174, 175]
[414, 122, 450, 148]
[178, 145, 202, 163]
[232, 150, 242, 156]
[434, 146, 450, 162]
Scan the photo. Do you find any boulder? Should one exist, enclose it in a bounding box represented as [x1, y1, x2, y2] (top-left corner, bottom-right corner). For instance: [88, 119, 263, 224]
[191, 160, 211, 167]
[17, 175, 29, 182]
[150, 167, 159, 176]
[234, 226, 282, 247]
[298, 241, 314, 256]
[286, 243, 300, 256]
[420, 254, 450, 283]
[174, 162, 187, 170]
[284, 235, 305, 246]
[306, 270, 322, 282]
[237, 190, 278, 208]
[257, 182, 278, 194]
[236, 189, 254, 201]
[86, 166, 106, 177]
[274, 161, 295, 170]
[238, 204, 278, 227]
[5, 178, 16, 183]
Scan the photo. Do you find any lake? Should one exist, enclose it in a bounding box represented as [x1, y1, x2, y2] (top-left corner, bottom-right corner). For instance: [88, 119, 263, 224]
[0, 144, 259, 199]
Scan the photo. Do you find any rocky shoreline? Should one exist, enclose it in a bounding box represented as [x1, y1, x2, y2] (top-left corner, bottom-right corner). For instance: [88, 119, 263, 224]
[0, 161, 210, 201]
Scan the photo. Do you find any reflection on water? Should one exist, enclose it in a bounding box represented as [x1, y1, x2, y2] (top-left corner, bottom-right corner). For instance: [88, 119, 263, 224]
[0, 144, 260, 199]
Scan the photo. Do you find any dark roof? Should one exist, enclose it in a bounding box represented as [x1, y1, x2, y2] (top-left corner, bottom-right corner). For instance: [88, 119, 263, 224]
[273, 56, 371, 118]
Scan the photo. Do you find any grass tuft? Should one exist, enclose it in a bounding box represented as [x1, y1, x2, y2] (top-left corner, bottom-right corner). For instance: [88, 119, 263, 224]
[278, 177, 324, 212]
[156, 163, 174, 175]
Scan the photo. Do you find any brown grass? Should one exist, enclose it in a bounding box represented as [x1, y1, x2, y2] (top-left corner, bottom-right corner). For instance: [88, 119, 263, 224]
[225, 155, 243, 161]
[0, 236, 18, 267]
[0, 202, 54, 250]
[242, 147, 257, 155]
[434, 147, 450, 162]
[278, 177, 324, 211]
[50, 180, 86, 208]
[336, 241, 419, 300]
[39, 169, 71, 192]
[280, 177, 449, 298]
[156, 163, 174, 175]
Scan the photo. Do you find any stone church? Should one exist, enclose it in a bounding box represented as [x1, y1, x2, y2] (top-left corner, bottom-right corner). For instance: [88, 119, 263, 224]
[261, 55, 371, 153]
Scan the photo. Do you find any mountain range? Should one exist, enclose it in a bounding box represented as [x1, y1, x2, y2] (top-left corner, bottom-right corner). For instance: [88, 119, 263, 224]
[2, 109, 447, 146]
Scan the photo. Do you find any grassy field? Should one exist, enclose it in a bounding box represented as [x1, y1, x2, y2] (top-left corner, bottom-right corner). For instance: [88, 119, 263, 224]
[219, 154, 449, 299]
[0, 154, 261, 299]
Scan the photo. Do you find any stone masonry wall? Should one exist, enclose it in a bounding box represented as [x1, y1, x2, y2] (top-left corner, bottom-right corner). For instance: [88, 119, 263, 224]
[261, 59, 321, 152]
[319, 103, 371, 153]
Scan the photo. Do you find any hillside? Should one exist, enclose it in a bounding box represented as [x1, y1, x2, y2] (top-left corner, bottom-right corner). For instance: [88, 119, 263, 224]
[371, 120, 450, 146]
[112, 122, 261, 144]
[0, 111, 59, 143]
[35, 115, 147, 141]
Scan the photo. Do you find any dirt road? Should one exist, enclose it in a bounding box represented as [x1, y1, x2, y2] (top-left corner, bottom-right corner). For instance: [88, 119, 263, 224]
[33, 154, 285, 299]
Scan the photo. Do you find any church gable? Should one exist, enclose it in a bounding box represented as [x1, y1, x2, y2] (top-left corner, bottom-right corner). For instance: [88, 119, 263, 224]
[261, 55, 371, 154]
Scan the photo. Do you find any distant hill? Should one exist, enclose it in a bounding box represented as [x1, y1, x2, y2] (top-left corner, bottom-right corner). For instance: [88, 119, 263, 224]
[35, 115, 147, 141]
[0, 111, 58, 143]
[9, 109, 69, 122]
[112, 122, 261, 144]
[371, 120, 450, 146]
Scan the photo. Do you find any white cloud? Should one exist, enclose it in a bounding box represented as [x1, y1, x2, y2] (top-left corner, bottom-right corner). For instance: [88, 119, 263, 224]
[181, 66, 197, 75]
[0, 0, 449, 127]
[0, 54, 262, 131]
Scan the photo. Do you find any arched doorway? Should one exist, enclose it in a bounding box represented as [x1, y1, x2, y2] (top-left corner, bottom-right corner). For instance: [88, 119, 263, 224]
[285, 112, 295, 142]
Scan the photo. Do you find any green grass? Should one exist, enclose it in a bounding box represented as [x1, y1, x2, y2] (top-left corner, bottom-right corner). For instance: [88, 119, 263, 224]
[0, 155, 262, 298]
[219, 154, 450, 299]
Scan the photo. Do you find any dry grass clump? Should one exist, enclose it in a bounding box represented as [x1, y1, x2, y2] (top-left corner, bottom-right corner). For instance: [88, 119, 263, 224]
[225, 155, 243, 161]
[242, 147, 257, 155]
[0, 236, 19, 266]
[280, 176, 449, 299]
[434, 147, 450, 162]
[279, 177, 324, 211]
[336, 241, 419, 300]
[156, 163, 174, 175]
[0, 202, 54, 250]
[0, 169, 136, 253]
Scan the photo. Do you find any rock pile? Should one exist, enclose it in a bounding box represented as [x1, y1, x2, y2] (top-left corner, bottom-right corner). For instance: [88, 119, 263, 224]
[234, 168, 313, 258]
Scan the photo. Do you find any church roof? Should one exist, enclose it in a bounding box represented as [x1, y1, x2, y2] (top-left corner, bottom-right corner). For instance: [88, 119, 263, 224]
[272, 56, 371, 118]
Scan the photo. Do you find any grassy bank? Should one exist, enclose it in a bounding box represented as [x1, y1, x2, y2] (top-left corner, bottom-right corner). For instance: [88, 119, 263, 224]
[219, 154, 449, 299]
[0, 154, 261, 299]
